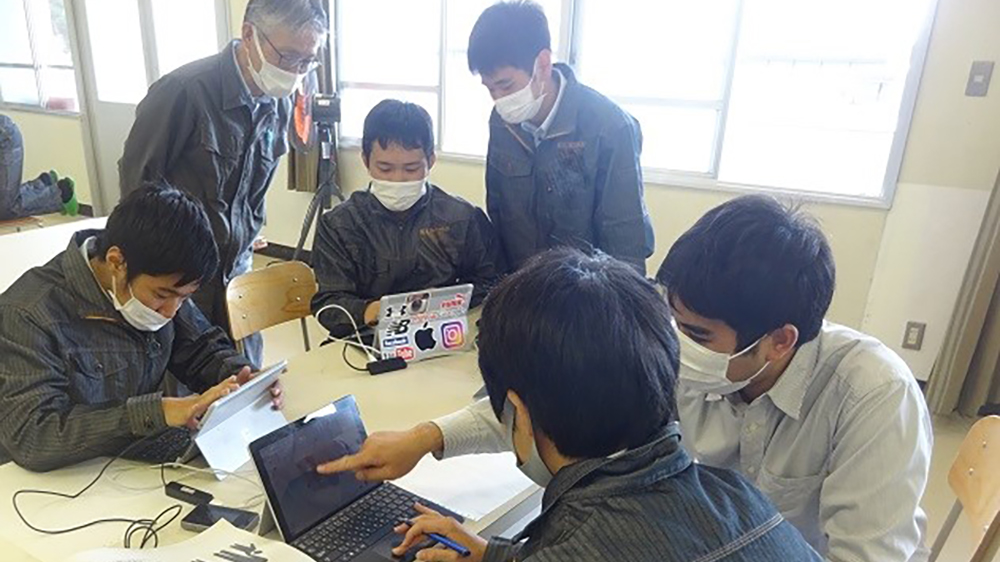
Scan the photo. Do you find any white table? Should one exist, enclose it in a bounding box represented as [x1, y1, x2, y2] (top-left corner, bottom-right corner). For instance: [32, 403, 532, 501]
[0, 217, 106, 293]
[0, 342, 538, 561]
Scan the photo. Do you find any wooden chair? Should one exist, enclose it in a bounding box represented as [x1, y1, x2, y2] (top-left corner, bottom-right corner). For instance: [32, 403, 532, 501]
[929, 416, 1000, 562]
[226, 261, 318, 354]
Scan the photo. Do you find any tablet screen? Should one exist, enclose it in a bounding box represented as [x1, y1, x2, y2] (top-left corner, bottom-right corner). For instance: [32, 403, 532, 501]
[251, 395, 378, 541]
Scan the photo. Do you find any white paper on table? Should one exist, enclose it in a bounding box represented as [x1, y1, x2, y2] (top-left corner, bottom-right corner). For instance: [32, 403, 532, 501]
[67, 520, 310, 562]
[394, 453, 536, 521]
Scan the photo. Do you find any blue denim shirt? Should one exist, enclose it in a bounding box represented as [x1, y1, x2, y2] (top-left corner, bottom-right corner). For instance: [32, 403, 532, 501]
[483, 424, 821, 562]
[485, 64, 656, 274]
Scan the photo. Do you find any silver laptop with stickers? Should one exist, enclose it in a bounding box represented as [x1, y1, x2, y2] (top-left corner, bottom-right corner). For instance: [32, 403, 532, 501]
[376, 284, 473, 362]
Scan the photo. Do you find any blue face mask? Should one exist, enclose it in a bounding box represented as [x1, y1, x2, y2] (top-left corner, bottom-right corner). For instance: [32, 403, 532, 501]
[501, 398, 553, 488]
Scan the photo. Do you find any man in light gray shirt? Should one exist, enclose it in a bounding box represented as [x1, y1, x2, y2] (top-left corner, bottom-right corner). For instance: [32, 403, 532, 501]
[319, 195, 932, 562]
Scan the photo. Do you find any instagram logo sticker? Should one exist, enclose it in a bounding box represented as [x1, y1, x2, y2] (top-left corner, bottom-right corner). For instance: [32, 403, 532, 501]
[441, 321, 466, 350]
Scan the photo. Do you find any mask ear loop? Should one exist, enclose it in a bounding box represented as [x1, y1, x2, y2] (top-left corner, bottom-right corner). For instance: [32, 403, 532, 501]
[732, 335, 773, 384]
[731, 334, 766, 360]
[110, 275, 124, 307]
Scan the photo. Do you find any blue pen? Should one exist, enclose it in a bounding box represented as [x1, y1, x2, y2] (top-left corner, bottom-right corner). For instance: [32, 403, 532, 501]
[400, 519, 471, 558]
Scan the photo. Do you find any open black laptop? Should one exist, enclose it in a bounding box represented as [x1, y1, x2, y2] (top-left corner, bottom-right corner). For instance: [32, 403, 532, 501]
[249, 395, 463, 562]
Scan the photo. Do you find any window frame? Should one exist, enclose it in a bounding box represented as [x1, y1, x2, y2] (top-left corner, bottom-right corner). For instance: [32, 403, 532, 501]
[331, 0, 938, 207]
[0, 0, 81, 116]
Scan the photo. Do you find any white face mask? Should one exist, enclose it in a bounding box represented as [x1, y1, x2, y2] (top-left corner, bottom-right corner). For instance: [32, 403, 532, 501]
[369, 178, 427, 212]
[502, 399, 553, 488]
[248, 28, 305, 98]
[109, 276, 171, 332]
[676, 325, 770, 395]
[494, 74, 547, 125]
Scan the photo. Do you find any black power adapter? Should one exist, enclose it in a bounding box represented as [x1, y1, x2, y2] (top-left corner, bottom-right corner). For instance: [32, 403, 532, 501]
[367, 357, 408, 375]
[165, 482, 213, 505]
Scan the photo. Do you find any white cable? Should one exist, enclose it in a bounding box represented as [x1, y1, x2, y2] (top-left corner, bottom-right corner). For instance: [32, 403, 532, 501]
[315, 304, 379, 361]
[106, 464, 266, 511]
[108, 463, 261, 493]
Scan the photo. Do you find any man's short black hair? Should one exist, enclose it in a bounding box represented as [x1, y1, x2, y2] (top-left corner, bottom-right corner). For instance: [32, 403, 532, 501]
[362, 99, 435, 162]
[96, 182, 219, 287]
[478, 248, 679, 459]
[657, 195, 835, 349]
[468, 1, 551, 76]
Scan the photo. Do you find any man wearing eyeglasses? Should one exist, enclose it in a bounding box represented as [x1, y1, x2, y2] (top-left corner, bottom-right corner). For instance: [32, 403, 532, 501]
[119, 0, 327, 368]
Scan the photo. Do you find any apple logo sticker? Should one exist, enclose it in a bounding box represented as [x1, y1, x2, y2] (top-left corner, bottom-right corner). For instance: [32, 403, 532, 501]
[414, 322, 437, 351]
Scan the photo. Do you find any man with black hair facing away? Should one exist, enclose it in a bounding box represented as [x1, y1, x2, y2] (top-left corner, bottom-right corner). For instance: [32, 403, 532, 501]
[310, 100, 503, 338]
[468, 1, 655, 273]
[320, 248, 820, 561]
[0, 183, 280, 471]
[317, 195, 932, 562]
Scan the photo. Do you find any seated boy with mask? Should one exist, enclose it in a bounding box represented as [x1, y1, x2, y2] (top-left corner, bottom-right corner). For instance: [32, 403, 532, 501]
[311, 99, 503, 338]
[320, 249, 819, 562]
[0, 183, 277, 471]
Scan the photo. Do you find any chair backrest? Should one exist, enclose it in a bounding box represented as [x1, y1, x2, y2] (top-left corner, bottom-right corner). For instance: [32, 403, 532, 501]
[949, 415, 1000, 561]
[226, 261, 318, 342]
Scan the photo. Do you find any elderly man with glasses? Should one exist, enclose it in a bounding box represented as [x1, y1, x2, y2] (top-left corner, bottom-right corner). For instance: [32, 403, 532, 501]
[119, 0, 327, 367]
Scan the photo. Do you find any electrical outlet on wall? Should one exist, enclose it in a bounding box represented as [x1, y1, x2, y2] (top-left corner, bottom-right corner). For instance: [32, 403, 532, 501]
[902, 321, 927, 351]
[966, 61, 994, 97]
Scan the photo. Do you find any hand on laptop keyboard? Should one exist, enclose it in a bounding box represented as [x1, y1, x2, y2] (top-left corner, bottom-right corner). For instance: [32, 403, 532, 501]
[393, 503, 486, 562]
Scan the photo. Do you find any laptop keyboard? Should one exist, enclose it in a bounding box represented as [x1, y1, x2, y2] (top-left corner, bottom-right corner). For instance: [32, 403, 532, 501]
[293, 484, 422, 562]
[121, 427, 192, 464]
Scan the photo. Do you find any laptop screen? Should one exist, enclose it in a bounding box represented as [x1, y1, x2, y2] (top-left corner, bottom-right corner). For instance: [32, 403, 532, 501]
[251, 396, 379, 541]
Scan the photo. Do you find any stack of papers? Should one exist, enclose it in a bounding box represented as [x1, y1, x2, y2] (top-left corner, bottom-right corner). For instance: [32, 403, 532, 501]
[394, 453, 535, 521]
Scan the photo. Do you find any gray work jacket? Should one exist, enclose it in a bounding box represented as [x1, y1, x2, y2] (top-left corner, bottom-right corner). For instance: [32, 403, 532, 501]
[119, 41, 291, 287]
[485, 64, 655, 273]
[0, 231, 250, 471]
[484, 425, 821, 562]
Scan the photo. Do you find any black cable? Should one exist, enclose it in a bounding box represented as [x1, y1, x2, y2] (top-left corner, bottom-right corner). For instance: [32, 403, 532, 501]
[123, 504, 183, 549]
[12, 435, 184, 548]
[342, 342, 369, 372]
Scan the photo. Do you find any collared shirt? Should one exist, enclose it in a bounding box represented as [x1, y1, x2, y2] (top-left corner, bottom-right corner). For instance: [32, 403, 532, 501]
[520, 69, 567, 147]
[678, 322, 933, 562]
[310, 184, 504, 337]
[0, 230, 250, 471]
[119, 40, 291, 339]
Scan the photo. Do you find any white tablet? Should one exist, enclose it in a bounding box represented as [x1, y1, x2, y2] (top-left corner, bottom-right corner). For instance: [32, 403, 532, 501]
[198, 360, 288, 434]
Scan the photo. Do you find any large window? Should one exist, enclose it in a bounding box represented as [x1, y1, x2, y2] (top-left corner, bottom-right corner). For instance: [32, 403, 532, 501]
[333, 0, 935, 201]
[0, 0, 78, 112]
[335, 0, 565, 157]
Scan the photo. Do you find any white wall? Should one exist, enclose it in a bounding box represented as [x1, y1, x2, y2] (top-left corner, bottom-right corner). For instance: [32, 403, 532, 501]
[862, 184, 990, 380]
[862, 0, 1000, 378]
